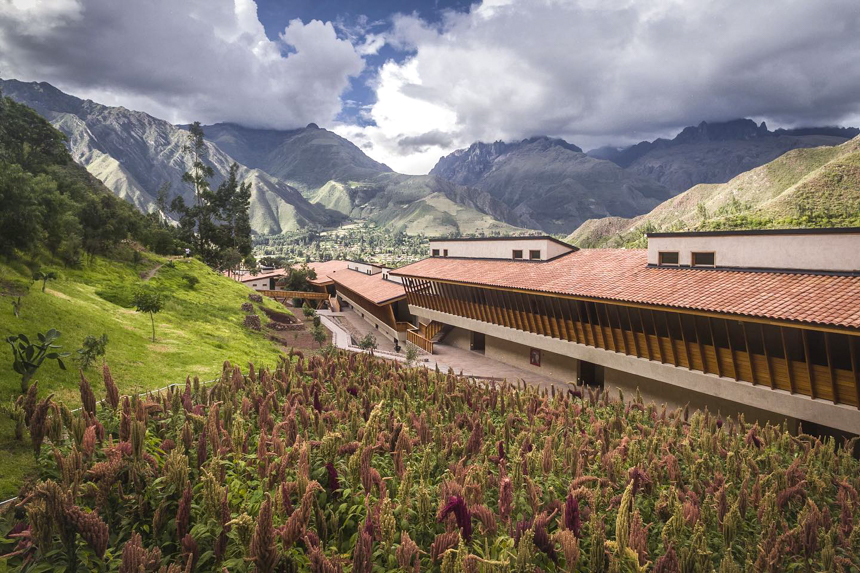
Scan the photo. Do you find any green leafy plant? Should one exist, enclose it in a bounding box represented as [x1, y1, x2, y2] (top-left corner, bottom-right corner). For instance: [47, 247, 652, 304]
[133, 289, 164, 342]
[33, 270, 57, 293]
[182, 273, 200, 290]
[357, 333, 377, 353]
[302, 302, 316, 319]
[404, 343, 419, 366]
[76, 333, 109, 370]
[310, 323, 327, 348]
[5, 329, 68, 392]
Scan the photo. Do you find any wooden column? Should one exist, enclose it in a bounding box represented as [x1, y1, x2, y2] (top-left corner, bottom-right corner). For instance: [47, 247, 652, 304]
[648, 310, 664, 363]
[741, 322, 756, 386]
[802, 329, 817, 400]
[637, 308, 653, 360]
[693, 316, 707, 374]
[825, 333, 839, 404]
[850, 337, 860, 410]
[678, 314, 692, 370]
[760, 324, 774, 389]
[780, 327, 795, 394]
[725, 320, 739, 380]
[627, 307, 642, 358]
[708, 318, 723, 377]
[663, 312, 677, 366]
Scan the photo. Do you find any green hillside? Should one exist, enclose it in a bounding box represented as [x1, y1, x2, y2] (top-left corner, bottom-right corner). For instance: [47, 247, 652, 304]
[0, 254, 287, 498]
[568, 135, 860, 247]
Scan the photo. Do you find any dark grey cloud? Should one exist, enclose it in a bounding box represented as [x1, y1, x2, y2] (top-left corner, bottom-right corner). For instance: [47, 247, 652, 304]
[397, 130, 455, 152]
[342, 0, 860, 173]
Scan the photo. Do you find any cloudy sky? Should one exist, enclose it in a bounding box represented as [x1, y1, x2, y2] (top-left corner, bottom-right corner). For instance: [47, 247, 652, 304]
[2, 0, 859, 174]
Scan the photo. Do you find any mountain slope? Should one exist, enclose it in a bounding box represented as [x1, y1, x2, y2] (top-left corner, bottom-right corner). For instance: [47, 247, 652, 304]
[569, 135, 860, 247]
[310, 172, 525, 235]
[588, 119, 853, 193]
[199, 122, 392, 194]
[430, 136, 672, 234]
[0, 79, 343, 234]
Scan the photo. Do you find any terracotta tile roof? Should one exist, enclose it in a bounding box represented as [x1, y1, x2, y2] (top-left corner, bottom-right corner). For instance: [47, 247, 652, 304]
[301, 261, 350, 285]
[238, 269, 287, 282]
[392, 250, 860, 330]
[328, 269, 406, 305]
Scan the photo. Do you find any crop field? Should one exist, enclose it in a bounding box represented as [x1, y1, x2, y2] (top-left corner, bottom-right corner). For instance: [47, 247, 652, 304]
[1, 351, 858, 571]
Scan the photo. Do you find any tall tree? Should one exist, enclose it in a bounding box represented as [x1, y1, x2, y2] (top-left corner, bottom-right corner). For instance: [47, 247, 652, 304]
[181, 122, 215, 256]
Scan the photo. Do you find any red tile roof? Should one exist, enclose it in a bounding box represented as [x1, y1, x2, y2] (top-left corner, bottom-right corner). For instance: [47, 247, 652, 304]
[328, 269, 406, 305]
[301, 261, 350, 285]
[392, 250, 860, 330]
[238, 269, 287, 282]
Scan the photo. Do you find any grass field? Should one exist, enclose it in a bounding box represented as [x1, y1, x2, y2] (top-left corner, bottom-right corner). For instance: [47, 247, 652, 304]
[0, 251, 288, 498]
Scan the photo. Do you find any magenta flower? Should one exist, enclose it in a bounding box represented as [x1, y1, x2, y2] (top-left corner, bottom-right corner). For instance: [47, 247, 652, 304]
[438, 495, 472, 542]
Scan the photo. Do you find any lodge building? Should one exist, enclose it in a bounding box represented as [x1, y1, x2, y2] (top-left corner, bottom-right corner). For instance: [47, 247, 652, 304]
[392, 231, 860, 434]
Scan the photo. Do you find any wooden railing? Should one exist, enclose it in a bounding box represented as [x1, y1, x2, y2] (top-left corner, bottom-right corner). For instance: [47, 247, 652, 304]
[423, 321, 443, 340]
[395, 321, 413, 332]
[259, 290, 328, 300]
[407, 329, 434, 354]
[401, 277, 860, 408]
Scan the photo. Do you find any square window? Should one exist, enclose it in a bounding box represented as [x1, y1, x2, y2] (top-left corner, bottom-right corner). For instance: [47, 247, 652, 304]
[432, 249, 440, 256]
[512, 250, 523, 259]
[692, 252, 715, 267]
[529, 250, 541, 260]
[658, 251, 679, 266]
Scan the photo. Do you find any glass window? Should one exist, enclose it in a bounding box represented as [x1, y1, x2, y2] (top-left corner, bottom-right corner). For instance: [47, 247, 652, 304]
[529, 250, 541, 260]
[432, 249, 440, 256]
[692, 252, 716, 267]
[658, 251, 679, 266]
[512, 250, 523, 259]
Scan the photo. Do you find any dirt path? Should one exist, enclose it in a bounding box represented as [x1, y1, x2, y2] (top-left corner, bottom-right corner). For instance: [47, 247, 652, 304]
[140, 263, 164, 282]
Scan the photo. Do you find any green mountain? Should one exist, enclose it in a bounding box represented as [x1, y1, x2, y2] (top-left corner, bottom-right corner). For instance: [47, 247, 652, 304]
[569, 135, 860, 247]
[0, 79, 344, 234]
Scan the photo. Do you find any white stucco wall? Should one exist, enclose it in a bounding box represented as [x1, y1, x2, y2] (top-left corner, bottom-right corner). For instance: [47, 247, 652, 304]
[347, 261, 385, 275]
[484, 335, 580, 383]
[647, 233, 860, 271]
[429, 238, 574, 260]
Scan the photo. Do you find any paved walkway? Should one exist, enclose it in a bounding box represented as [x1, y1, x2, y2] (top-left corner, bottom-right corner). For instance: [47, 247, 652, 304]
[317, 309, 566, 392]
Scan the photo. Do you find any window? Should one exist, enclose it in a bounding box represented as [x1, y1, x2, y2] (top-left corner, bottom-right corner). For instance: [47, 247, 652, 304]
[530, 348, 541, 367]
[529, 250, 541, 260]
[443, 249, 448, 257]
[658, 251, 679, 266]
[432, 249, 440, 256]
[512, 250, 524, 260]
[691, 252, 716, 267]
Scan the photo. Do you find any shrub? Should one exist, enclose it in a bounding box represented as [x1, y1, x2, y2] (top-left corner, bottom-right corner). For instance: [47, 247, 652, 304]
[76, 333, 109, 370]
[404, 343, 419, 366]
[2, 355, 858, 571]
[357, 333, 377, 353]
[182, 273, 199, 290]
[310, 323, 327, 347]
[301, 302, 316, 319]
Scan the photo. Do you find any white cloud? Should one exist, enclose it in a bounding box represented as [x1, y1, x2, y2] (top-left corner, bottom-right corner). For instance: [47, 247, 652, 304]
[346, 0, 860, 174]
[0, 0, 365, 128]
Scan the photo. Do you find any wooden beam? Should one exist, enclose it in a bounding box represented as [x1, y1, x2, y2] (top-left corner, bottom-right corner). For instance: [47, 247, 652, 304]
[741, 322, 757, 386]
[663, 311, 677, 366]
[802, 329, 817, 400]
[613, 305, 630, 355]
[603, 304, 620, 352]
[554, 297, 572, 342]
[724, 320, 738, 381]
[677, 314, 692, 370]
[825, 333, 839, 404]
[693, 316, 707, 374]
[708, 317, 723, 377]
[760, 324, 774, 389]
[850, 337, 860, 410]
[648, 309, 664, 363]
[627, 307, 641, 358]
[585, 302, 601, 349]
[637, 308, 653, 361]
[780, 327, 795, 394]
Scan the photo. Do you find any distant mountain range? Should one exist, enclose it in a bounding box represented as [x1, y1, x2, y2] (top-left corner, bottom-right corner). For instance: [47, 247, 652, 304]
[568, 134, 860, 247]
[430, 136, 672, 233]
[3, 78, 857, 239]
[586, 119, 856, 192]
[0, 79, 521, 236]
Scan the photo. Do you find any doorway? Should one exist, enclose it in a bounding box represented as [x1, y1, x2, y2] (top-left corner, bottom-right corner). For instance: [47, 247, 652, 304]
[470, 331, 485, 353]
[578, 360, 604, 388]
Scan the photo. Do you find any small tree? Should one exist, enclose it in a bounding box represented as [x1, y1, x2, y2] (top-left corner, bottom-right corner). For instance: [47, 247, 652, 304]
[310, 323, 327, 348]
[302, 302, 316, 319]
[33, 270, 57, 293]
[133, 290, 164, 342]
[405, 343, 419, 367]
[6, 329, 69, 393]
[77, 334, 109, 370]
[357, 333, 377, 354]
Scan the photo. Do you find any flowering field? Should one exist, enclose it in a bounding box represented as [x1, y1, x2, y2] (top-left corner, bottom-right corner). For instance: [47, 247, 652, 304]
[1, 351, 859, 572]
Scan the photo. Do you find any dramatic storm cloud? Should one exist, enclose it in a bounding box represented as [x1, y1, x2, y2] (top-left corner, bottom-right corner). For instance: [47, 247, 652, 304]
[2, 0, 859, 173]
[0, 0, 364, 128]
[341, 0, 860, 173]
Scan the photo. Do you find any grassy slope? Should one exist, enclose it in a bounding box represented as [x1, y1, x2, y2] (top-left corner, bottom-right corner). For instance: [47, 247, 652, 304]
[0, 253, 288, 498]
[568, 136, 860, 248]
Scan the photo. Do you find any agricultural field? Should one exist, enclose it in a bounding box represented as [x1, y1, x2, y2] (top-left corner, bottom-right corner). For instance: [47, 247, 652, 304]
[0, 253, 288, 500]
[1, 351, 858, 571]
